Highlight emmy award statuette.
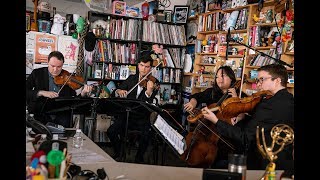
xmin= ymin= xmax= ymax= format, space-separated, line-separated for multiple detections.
xmin=256 ymin=124 xmax=294 ymax=180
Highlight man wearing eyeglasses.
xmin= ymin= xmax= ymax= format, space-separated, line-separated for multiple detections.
xmin=202 ymin=64 xmax=294 ymax=171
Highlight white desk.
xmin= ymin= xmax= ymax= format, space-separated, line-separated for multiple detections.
xmin=80 ymin=162 xmax=284 ymax=180
xmin=27 ymin=132 xmax=284 ymax=180
xmin=65 ymin=130 xmax=115 ymax=164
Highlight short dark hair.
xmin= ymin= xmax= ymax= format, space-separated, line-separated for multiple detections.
xmin=258 ymin=63 xmax=288 ymax=87
xmin=48 ymin=51 xmax=65 ymax=63
xmin=138 ymin=51 xmax=154 ymax=66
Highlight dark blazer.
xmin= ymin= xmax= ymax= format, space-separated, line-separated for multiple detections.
xmin=111 ymin=74 xmax=159 ymax=124
xmin=112 ymin=74 xmax=159 ymax=103
xmin=215 ymin=89 xmax=294 ymax=170
xmin=26 ymin=67 xmax=76 ymax=114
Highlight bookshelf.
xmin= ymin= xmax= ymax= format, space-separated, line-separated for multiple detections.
xmin=185 ymin=2 xmax=249 ymax=95
xmin=184 ymin=0 xmax=294 ymax=96
xmin=242 ymin=0 xmax=294 ymax=95
xmin=85 ymin=11 xmax=142 ymax=97
xmin=140 ymin=20 xmax=187 ymax=120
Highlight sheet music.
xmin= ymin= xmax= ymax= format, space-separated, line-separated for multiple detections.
xmin=153 ymin=115 xmax=185 ymax=155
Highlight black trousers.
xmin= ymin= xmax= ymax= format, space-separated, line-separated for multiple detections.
xmin=34 ymin=111 xmax=72 ymax=128
xmin=107 ymin=114 xmax=151 ymax=160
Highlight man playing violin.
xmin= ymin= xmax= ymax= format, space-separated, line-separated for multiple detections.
xmin=107 ymin=51 xmax=160 ymax=163
xmin=202 ymin=64 xmax=294 ymax=171
xmin=26 ymin=51 xmax=92 ymax=128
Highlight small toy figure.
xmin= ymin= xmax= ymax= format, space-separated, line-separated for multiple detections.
xmin=199 ymin=65 xmax=205 ymax=74
xmin=51 ymin=14 xmax=66 ymax=35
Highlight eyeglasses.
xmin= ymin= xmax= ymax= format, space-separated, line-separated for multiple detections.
xmin=255 ymin=77 xmax=273 ymax=84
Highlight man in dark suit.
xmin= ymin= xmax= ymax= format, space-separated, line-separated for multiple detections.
xmin=26 ymin=51 xmax=92 ymax=128
xmin=107 ymin=51 xmax=160 ymax=163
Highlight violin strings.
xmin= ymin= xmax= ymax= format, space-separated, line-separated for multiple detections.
xmin=197 ymin=120 xmax=235 ymax=151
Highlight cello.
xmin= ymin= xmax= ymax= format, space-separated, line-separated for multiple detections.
xmin=180 ymin=80 xmax=242 ymax=168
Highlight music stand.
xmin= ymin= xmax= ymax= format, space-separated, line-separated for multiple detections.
xmin=96 ymin=97 xmax=154 ymax=161
xmin=141 ymin=102 xmax=187 ymax=165
xmin=45 ymin=97 xmax=93 ymax=127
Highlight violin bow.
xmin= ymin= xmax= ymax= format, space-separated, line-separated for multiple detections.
xmin=57 ymin=69 xmax=77 ymax=95
xmin=197 ymin=120 xmax=235 ymax=151
xmin=125 ymin=60 xmax=163 ymax=96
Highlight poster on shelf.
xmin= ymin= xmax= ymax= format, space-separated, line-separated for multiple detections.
xmin=34 ymin=32 xmax=57 ymax=64
xmin=58 ymin=35 xmax=79 ymax=73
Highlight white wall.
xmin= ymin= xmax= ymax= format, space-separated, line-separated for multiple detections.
xmin=26 ymin=0 xmax=91 ymax=18
xmin=26 ymin=0 xmax=145 ymax=18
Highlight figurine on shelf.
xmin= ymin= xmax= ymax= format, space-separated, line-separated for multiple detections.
xmin=199 ymin=65 xmax=205 ymax=74
xmin=266 ymin=9 xmax=273 ymax=23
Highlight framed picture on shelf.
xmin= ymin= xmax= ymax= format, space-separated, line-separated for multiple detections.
xmin=112 ymin=0 xmax=126 ymax=16
xmin=163 ymin=10 xmax=172 ymax=22
xmin=173 ymin=5 xmax=189 ymax=24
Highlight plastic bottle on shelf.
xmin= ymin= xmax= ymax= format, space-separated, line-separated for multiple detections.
xmin=35 ymin=134 xmax=47 ymax=150
xmin=141 ymin=0 xmax=149 ymax=20
xmin=73 ymin=129 xmax=83 ymax=149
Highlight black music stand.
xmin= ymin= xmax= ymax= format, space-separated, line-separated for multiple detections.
xmin=96 ymin=97 xmax=154 ymax=162
xmin=45 ymin=97 xmax=93 ymax=127
xmin=142 ymin=102 xmax=188 ymax=165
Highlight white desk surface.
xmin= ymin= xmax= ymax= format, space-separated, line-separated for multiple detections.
xmin=27 ymin=132 xmax=284 ymax=180
xmin=80 ymin=162 xmax=284 ymax=180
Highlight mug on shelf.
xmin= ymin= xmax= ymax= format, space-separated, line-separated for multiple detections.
xmin=202 ymin=45 xmax=210 ymax=53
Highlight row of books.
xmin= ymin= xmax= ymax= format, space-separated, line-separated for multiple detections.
xmin=87 ymin=63 xmax=136 ymax=80
xmin=93 ymin=17 xmax=141 ymax=41
xmin=142 ymin=21 xmax=186 ymax=46
xmin=94 ymin=40 xmax=137 ymax=64
xmin=249 ymin=49 xmax=279 ymax=67
xmin=151 ymin=68 xmax=182 ymax=84
xmin=198 ymin=8 xmax=248 ymax=32
xmin=161 ymin=48 xmax=186 ymax=69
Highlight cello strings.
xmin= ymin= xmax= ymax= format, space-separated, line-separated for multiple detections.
xmin=197 ymin=119 xmax=235 ymax=151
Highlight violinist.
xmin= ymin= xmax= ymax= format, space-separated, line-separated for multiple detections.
xmin=26 ymin=51 xmax=92 ymax=128
xmin=202 ymin=64 xmax=294 ymax=171
xmin=183 ymin=65 xmax=247 ymax=168
xmin=107 ymin=50 xmax=160 ymax=163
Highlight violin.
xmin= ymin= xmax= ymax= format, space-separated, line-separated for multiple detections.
xmin=139 ymin=74 xmax=157 ymax=88
xmin=54 ymin=70 xmax=85 ymax=90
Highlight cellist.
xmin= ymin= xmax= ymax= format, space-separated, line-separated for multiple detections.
xmin=202 ymin=64 xmax=294 ymax=171
xmin=183 ymin=65 xmax=247 ymax=168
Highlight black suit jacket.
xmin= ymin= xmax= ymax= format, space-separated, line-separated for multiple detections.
xmin=112 ymin=74 xmax=159 ymax=102
xmin=26 ymin=67 xmax=77 ymax=114
xmin=111 ymin=74 xmax=160 ymax=125
xmin=215 ymin=89 xmax=294 ymax=170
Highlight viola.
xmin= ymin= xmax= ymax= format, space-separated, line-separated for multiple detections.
xmin=54 ymin=70 xmax=85 ymax=90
